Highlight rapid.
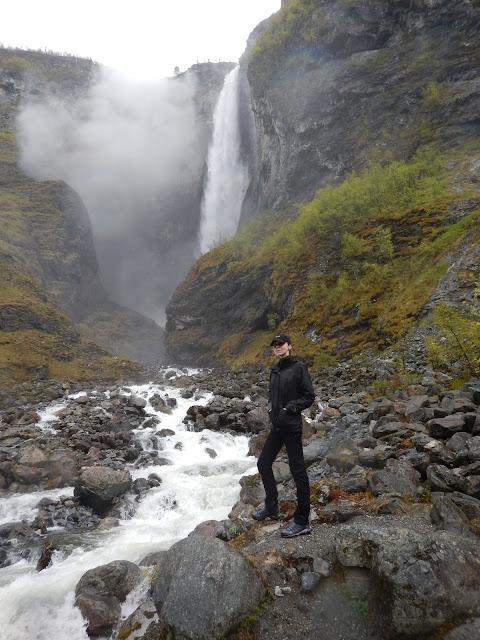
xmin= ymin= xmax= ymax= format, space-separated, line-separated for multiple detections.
xmin=0 ymin=373 xmax=257 ymax=640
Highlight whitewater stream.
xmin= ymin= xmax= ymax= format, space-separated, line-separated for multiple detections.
xmin=0 ymin=373 xmax=257 ymax=640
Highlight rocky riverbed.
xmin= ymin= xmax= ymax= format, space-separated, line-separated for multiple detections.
xmin=1 ymin=361 xmax=480 ymax=640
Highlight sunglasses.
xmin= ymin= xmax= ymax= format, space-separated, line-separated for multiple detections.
xmin=272 ymin=342 xmax=286 ymax=347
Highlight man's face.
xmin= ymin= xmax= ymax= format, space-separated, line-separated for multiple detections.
xmin=272 ymin=341 xmax=289 ymax=358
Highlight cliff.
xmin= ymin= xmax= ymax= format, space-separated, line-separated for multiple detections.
xmin=166 ymin=0 xmax=480 ymax=369
xmin=245 ymin=0 xmax=480 ymax=212
xmin=0 ymin=48 xmax=164 ymax=383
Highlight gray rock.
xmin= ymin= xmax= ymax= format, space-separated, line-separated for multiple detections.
xmin=426 ymin=464 xmax=463 ymax=493
xmin=430 ymin=493 xmax=471 ymax=535
xmin=301 ymin=571 xmax=321 ymax=593
xmin=450 ymin=491 xmax=480 ymax=520
xmin=427 ymin=415 xmax=468 ymax=439
xmin=303 ymin=436 xmax=329 ymax=464
xmin=404 ymin=395 xmax=429 ymax=420
xmin=368 ymin=459 xmax=420 ymax=496
xmin=239 ymin=473 xmax=265 ymax=507
xmin=74 ymin=466 xmax=132 ymax=516
xmin=358 ymin=445 xmax=394 ymax=469
xmin=467 ymin=436 xmax=480 ymax=462
xmin=75 ymin=560 xmax=144 ymax=637
xmin=127 ymin=394 xmax=147 ymax=409
xmin=335 ymin=523 xmax=480 ymax=638
xmin=444 ymin=618 xmax=480 ymax=640
xmin=245 ymin=408 xmax=268 ymax=433
xmin=312 ymin=556 xmax=331 ymax=578
xmin=152 ymin=535 xmax=264 ymax=640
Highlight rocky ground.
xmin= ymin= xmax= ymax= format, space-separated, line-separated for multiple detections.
xmin=1 ymin=357 xmax=480 ymax=639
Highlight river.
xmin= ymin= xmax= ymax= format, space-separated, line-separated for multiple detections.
xmin=0 ymin=373 xmax=257 ymax=639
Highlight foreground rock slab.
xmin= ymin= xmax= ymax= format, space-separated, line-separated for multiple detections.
xmin=153 ymin=534 xmax=264 ymax=639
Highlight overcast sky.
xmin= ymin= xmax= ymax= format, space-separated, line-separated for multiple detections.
xmin=2 ymin=0 xmax=281 ymax=81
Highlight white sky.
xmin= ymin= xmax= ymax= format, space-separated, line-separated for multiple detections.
xmin=2 ymin=0 xmax=281 ymax=81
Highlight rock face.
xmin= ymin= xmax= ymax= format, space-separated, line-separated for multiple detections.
xmin=0 ymin=51 xmax=237 ymax=379
xmin=152 ymin=534 xmax=264 ymax=639
xmin=0 ymin=49 xmax=167 ymax=374
xmin=244 ymin=0 xmax=480 ymax=212
xmin=337 ymin=523 xmax=480 ymax=639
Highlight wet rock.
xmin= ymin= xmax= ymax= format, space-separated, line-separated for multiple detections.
xmin=43 ymin=450 xmax=79 ymax=488
xmin=239 ymin=473 xmax=265 ymax=507
xmin=36 ymin=539 xmax=58 ymax=571
xmin=127 ymin=394 xmax=147 ymax=409
xmin=191 ymin=520 xmax=218 ymax=537
xmin=152 ymin=535 xmax=263 ymax=640
xmin=117 ymin=598 xmax=158 ymax=640
xmin=75 ymin=560 xmax=144 ymax=637
xmin=74 ymin=466 xmax=132 ymax=516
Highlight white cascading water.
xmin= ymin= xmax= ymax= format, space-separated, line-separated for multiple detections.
xmin=198 ymin=65 xmax=250 ymax=255
xmin=0 ymin=375 xmax=257 ymax=640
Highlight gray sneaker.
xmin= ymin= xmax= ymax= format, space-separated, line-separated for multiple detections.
xmin=252 ymin=507 xmax=279 ymax=521
xmin=280 ymin=521 xmax=311 ymax=538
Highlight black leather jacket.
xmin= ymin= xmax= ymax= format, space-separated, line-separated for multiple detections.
xmin=268 ymin=356 xmax=315 ymax=432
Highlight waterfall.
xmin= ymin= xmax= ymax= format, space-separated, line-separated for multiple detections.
xmin=198 ymin=66 xmax=249 ymax=255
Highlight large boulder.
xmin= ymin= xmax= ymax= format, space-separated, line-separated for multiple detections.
xmin=335 ymin=523 xmax=480 ymax=639
xmin=75 ymin=560 xmax=144 ymax=637
xmin=152 ymin=534 xmax=264 ymax=639
xmin=74 ymin=466 xmax=132 ymax=516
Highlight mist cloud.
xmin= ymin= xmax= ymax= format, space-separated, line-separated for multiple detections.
xmin=17 ymin=69 xmax=204 ymax=323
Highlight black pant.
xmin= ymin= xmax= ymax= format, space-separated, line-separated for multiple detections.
xmin=257 ymin=429 xmax=310 ymax=526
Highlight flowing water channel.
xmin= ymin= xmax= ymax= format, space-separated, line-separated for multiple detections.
xmin=0 ymin=374 xmax=257 ymax=640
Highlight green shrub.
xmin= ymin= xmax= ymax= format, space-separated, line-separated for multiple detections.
xmin=2 ymin=55 xmax=31 ymax=74
xmin=425 ymin=288 xmax=480 ymax=377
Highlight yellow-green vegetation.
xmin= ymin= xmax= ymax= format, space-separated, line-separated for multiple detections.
xmin=248 ymin=0 xmax=326 ymax=85
xmin=1 ymin=48 xmax=97 ymax=87
xmin=1 ymin=55 xmax=32 ymax=75
xmin=191 ymin=146 xmax=480 ymax=367
xmin=0 ymin=128 xmax=18 ymax=163
xmin=425 ymin=285 xmax=480 ymax=378
xmin=0 ymin=150 xmax=141 ymax=385
xmin=0 ymin=258 xmax=139 ymax=386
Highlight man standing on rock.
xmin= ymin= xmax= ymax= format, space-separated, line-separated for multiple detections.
xmin=253 ymin=334 xmax=315 ymax=537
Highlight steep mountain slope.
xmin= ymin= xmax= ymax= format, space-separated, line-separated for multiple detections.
xmin=165 ymin=0 xmax=480 ymax=367
xmin=244 ymin=0 xmax=480 ymax=213
xmin=166 ymin=149 xmax=480 ymax=367
xmin=0 ymin=49 xmax=164 ymax=383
